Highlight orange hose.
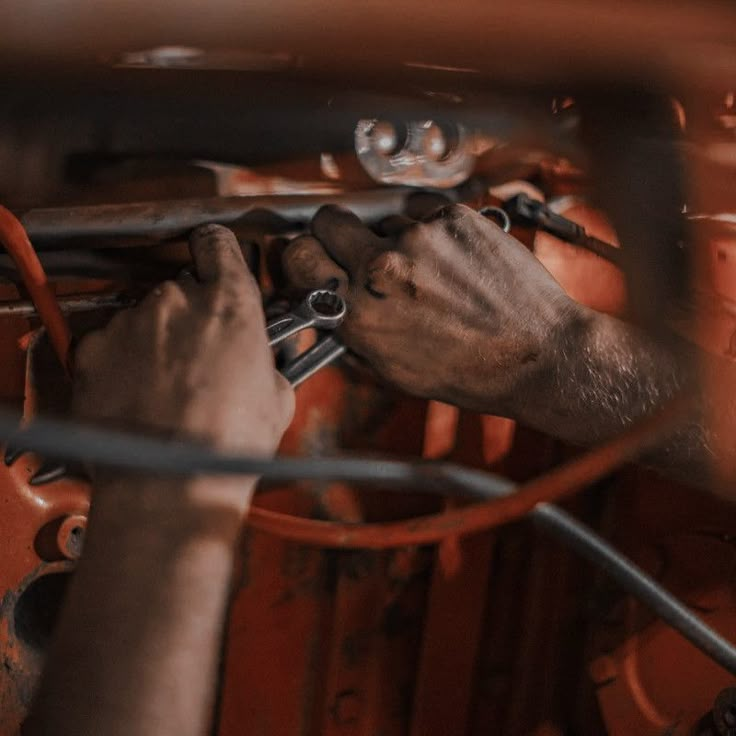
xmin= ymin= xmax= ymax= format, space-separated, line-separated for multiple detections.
xmin=248 ymin=397 xmax=687 ymax=548
xmin=0 ymin=206 xmax=72 ymax=375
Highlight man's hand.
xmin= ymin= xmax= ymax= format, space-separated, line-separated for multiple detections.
xmin=74 ymin=223 xmax=294 ymax=454
xmin=27 ymin=225 xmax=295 ymax=736
xmin=284 ymin=203 xmax=736 ymax=494
xmin=283 ymin=204 xmax=583 ymax=415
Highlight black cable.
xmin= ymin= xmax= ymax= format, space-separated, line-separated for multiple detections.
xmin=2 ymin=408 xmax=735 ymax=675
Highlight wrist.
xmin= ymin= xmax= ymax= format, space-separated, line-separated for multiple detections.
xmin=90 ymin=473 xmax=258 ymax=546
xmin=511 ymin=301 xmax=598 ymax=427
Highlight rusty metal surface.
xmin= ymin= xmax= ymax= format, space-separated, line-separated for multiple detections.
xmin=0 ymin=332 xmax=88 ymax=732
xmin=218 ymin=369 xmax=437 ymax=736
xmin=0 ymin=293 xmax=130 ymax=319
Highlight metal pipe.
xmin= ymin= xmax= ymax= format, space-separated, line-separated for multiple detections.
xmin=0 ymin=293 xmax=131 ymax=318
xmin=20 ymin=190 xmax=413 ymax=245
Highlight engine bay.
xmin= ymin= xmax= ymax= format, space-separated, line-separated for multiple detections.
xmin=2 ymin=8 xmax=736 ymax=733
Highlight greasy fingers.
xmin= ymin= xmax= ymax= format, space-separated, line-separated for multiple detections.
xmin=282 ymin=235 xmax=348 ymax=293
xmin=374 ymin=214 xmax=416 ymax=237
xmin=282 ymin=201 xmax=579 ymax=416
xmin=311 ymin=205 xmax=383 ymax=273
xmin=189 ymin=224 xmax=250 ymax=286
xmin=73 ymin=224 xmax=293 ymax=455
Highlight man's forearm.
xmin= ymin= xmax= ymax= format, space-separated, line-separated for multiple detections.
xmin=515 ymin=308 xmax=730 ymax=491
xmin=25 ymin=475 xmax=254 ymax=736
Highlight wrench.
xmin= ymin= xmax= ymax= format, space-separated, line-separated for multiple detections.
xmin=267 ymin=289 xmax=348 ymax=387
xmin=267 ymin=289 xmax=346 ymax=347
xmin=5 ymin=289 xmax=349 ymax=480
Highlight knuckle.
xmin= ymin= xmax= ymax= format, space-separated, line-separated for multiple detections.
xmin=366 ymin=249 xmax=395 ymax=273
xmin=424 ymin=203 xmax=457 ymax=222
xmin=444 ymin=203 xmax=473 ymax=220
xmin=372 ymin=249 xmax=409 ymax=272
xmin=425 ymin=203 xmax=473 ymax=229
xmin=432 ymin=203 xmax=480 ymax=242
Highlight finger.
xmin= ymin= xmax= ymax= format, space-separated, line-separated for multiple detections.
xmin=189 ymin=223 xmax=250 ymax=286
xmin=404 ymin=190 xmax=453 ymax=220
xmin=311 ymin=205 xmax=382 ymax=274
xmin=421 ymin=202 xmax=497 ymax=243
xmin=375 ymin=214 xmax=416 ymax=237
xmin=282 ymin=235 xmax=348 ymax=293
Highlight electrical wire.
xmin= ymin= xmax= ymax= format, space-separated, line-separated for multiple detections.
xmin=1 ymin=407 xmax=736 ymax=675
xmin=0 ymin=207 xmax=72 ymax=375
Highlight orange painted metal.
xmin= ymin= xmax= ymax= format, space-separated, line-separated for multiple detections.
xmin=587 ymin=474 xmax=736 ymax=734
xmin=0 ymin=121 xmax=735 ymax=736
xmin=218 ymin=370 xmax=437 ymax=736
xmin=410 ymin=414 xmax=513 ymax=736
xmin=0 ymin=329 xmax=88 ymax=732
xmin=0 ymin=311 xmax=731 ymax=735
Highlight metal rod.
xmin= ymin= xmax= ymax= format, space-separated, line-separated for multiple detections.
xmin=20 ymin=190 xmax=412 ymax=244
xmin=0 ymin=293 xmax=131 ymax=318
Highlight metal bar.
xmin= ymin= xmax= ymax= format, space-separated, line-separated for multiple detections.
xmin=0 ymin=293 xmax=131 ymax=318
xmin=280 ymin=336 xmax=346 ymax=387
xmin=19 ymin=190 xmax=412 ymax=244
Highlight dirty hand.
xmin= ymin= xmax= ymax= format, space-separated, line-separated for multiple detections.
xmin=74 ymin=224 xmax=294 ymax=454
xmin=283 ymin=204 xmax=584 ymax=415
